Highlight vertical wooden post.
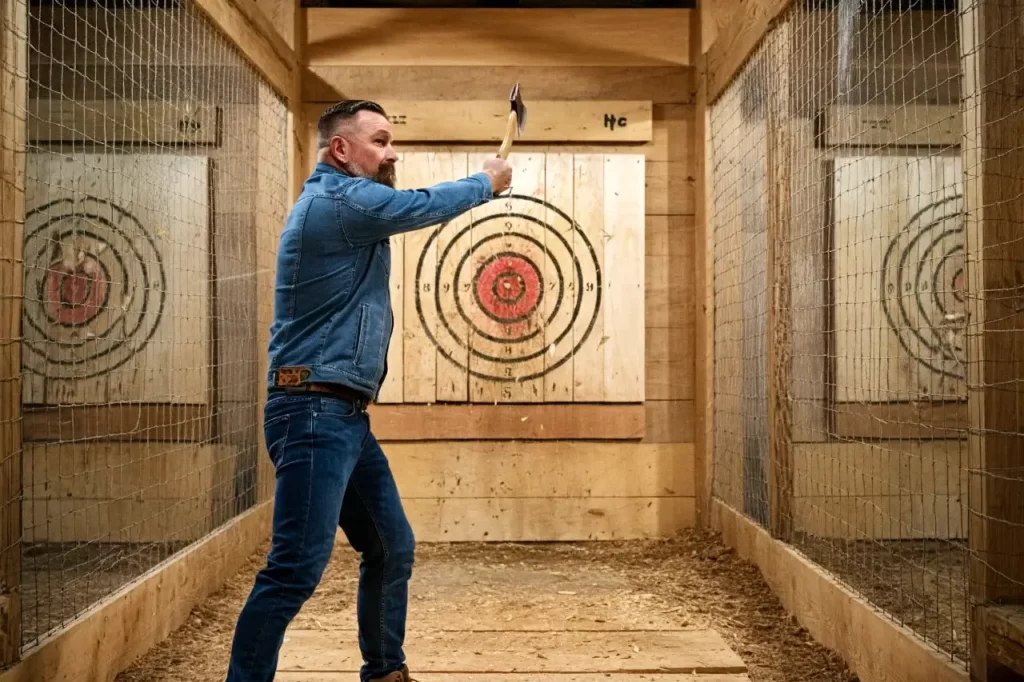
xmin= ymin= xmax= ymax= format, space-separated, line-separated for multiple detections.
xmin=692 ymin=0 xmax=715 ymax=526
xmin=960 ymin=1 xmax=1024 ymax=679
xmin=256 ymin=0 xmax=307 ymax=503
xmin=765 ymin=19 xmax=794 ymax=541
xmin=0 ymin=0 xmax=26 ymax=665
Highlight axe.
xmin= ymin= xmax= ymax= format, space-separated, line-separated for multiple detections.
xmin=497 ymin=82 xmax=527 ymax=159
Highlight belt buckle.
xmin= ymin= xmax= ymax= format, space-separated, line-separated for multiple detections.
xmin=273 ymin=366 xmax=311 ymax=388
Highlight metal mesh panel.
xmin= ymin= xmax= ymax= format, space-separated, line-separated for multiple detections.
xmin=704 ymin=0 xmax=1021 ymax=672
xmin=0 ymin=0 xmax=289 ymax=657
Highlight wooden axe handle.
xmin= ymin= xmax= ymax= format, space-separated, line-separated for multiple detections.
xmin=497 ymin=110 xmax=518 ymax=159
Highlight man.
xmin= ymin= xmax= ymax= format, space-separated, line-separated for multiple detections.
xmin=225 ymin=99 xmax=513 ymax=682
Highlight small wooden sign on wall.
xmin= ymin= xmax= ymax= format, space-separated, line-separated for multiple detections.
xmin=304 ymin=100 xmax=653 ymax=143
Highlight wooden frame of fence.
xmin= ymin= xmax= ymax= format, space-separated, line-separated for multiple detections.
xmin=693 ymin=0 xmax=1024 ymax=680
xmin=0 ymin=0 xmax=306 ymax=676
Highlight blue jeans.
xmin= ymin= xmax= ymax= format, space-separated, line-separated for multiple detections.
xmin=225 ymin=392 xmax=415 ymax=682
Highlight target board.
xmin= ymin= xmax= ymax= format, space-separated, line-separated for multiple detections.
xmin=22 ymin=153 xmax=211 ymax=406
xmin=832 ymin=155 xmax=966 ymax=403
xmin=380 ymin=151 xmax=645 ymax=404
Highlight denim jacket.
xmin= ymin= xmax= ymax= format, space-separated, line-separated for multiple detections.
xmin=266 ymin=162 xmax=494 ymax=400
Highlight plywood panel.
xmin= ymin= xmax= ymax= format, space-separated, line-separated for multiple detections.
xmin=28 ymin=100 xmax=220 ymax=145
xmin=21 ymin=153 xmax=211 ymax=406
xmin=832 ymin=155 xmax=966 ymax=403
xmin=406 ymin=497 xmax=693 ymax=542
xmin=22 ymin=442 xmax=236 ymax=543
xmin=792 ymin=440 xmax=967 ymax=540
xmin=384 ymin=441 xmax=694 ymax=499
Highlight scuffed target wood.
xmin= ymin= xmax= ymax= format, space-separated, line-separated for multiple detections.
xmin=21 ymin=153 xmax=211 ymax=406
xmin=388 ymin=151 xmax=645 ymax=404
xmin=832 ymin=155 xmax=966 ymax=404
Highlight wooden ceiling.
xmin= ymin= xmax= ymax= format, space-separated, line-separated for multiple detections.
xmin=300 ymin=1 xmax=695 ymax=7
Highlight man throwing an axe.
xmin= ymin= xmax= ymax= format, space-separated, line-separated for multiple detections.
xmin=224 ymin=99 xmax=513 ymax=682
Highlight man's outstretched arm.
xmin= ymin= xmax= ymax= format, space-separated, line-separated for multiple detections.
xmin=333 ymin=160 xmax=512 ymax=246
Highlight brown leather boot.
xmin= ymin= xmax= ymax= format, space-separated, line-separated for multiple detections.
xmin=369 ymin=665 xmax=412 ymax=682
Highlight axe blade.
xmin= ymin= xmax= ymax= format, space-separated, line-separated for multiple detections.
xmin=509 ymin=82 xmax=526 ymax=133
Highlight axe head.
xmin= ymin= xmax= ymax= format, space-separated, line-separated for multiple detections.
xmin=509 ymin=82 xmax=527 ymax=134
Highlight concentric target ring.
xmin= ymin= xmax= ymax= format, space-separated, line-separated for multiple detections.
xmin=414 ymin=194 xmax=602 ymax=381
xmin=880 ymin=194 xmax=965 ymax=380
xmin=22 ymin=197 xmax=166 ymax=380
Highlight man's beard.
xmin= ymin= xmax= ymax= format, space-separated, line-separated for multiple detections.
xmin=343 ymin=159 xmax=396 ymax=188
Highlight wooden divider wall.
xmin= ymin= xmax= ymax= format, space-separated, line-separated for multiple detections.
xmin=298 ymin=7 xmax=698 ymax=541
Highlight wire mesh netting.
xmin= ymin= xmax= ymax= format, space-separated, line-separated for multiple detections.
xmin=0 ymin=0 xmax=289 ymax=658
xmin=707 ymin=0 xmax=1024 ymax=673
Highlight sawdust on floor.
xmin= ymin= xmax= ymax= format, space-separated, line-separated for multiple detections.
xmin=115 ymin=528 xmax=859 ymax=682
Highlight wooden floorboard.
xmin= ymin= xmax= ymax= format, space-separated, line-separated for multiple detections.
xmin=276 ymin=671 xmax=749 ymax=675
xmin=277 ymin=629 xmax=747 ymax=675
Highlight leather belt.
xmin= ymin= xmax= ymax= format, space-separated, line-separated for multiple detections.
xmin=271 ymin=382 xmax=370 ymax=411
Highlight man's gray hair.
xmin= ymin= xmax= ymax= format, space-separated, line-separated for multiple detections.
xmin=317 ymin=100 xmax=389 ymax=149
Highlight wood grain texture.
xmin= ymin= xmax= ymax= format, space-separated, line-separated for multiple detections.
xmin=382 ymin=441 xmax=694 ymax=498
xmin=303 ymin=65 xmax=695 ymax=104
xmin=0 ymin=0 xmax=27 ymax=663
xmin=369 ymin=404 xmax=644 ymax=441
xmin=28 ymin=100 xmax=221 ymax=145
xmin=961 ymin=0 xmax=1024 ymax=620
xmin=192 ymin=0 xmax=299 ymax=101
xmin=706 ymin=0 xmax=792 ymax=102
xmin=792 ymin=440 xmax=967 ymax=539
xmin=279 ymin=629 xmax=744 ymax=674
xmin=22 ymin=404 xmax=211 ymax=442
xmin=305 ymin=8 xmax=691 ymax=66
xmin=0 ymin=502 xmax=273 ymax=682
xmin=712 ymin=499 xmax=970 ymax=682
xmin=309 ymin=100 xmax=652 ymax=142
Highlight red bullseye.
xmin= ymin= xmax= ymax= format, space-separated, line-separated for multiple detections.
xmin=45 ymin=257 xmax=107 ymax=326
xmin=475 ymin=253 xmax=542 ymax=323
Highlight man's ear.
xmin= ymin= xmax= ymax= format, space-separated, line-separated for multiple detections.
xmin=329 ymin=135 xmax=348 ymax=163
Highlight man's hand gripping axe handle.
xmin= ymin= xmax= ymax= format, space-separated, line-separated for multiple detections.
xmin=497 ymin=82 xmax=526 ymax=159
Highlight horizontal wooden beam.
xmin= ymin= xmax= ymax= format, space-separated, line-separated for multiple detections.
xmin=830 ymin=401 xmax=967 ymax=440
xmin=192 ymin=0 xmax=300 ymax=103
xmin=384 ymin=441 xmax=695 ymax=498
xmin=303 ymin=65 xmax=695 ymax=105
xmin=29 ymin=100 xmax=221 ymax=145
xmin=706 ymin=0 xmax=792 ymax=103
xmin=822 ymin=104 xmax=961 ymax=148
xmin=23 ymin=404 xmax=211 ymax=442
xmin=983 ymin=605 xmax=1024 ymax=677
xmin=305 ymin=100 xmax=652 ymax=143
xmin=368 ymin=403 xmax=644 ymax=440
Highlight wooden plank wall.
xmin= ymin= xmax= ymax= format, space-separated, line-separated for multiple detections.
xmin=299 ymin=7 xmax=698 ymax=541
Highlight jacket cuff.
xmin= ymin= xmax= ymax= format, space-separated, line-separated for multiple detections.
xmin=469 ymin=171 xmax=494 ymax=199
